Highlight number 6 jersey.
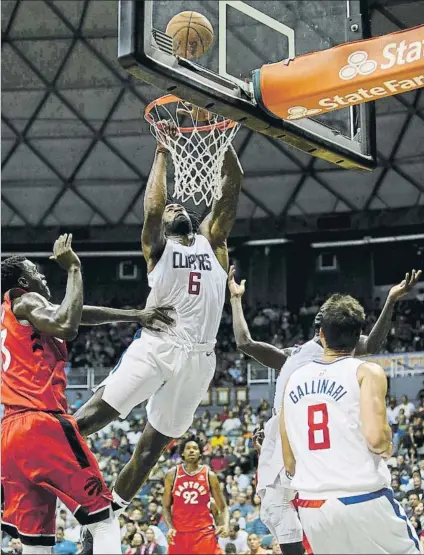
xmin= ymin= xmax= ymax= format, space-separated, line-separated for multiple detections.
xmin=145 ymin=235 xmax=226 ymax=344
xmin=172 ymin=464 xmax=214 ymax=532
xmin=284 ymin=356 xmax=391 ymax=499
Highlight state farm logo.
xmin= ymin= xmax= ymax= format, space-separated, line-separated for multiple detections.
xmin=339 ymin=51 xmax=378 ymax=80
xmin=286 ymin=106 xmax=323 ymax=120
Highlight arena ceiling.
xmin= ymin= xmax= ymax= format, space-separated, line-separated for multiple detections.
xmin=1 ymin=0 xmax=424 ymax=242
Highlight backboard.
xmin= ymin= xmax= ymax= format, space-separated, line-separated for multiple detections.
xmin=118 ymin=0 xmax=376 ymax=170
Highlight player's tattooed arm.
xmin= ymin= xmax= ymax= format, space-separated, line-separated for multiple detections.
xmin=13 ymin=234 xmax=83 ymax=340
xmin=200 ymin=144 xmax=243 ymax=271
xmin=142 ymin=126 xmax=172 ymax=270
xmin=228 ymin=266 xmax=288 ymax=370
xmin=209 ymin=471 xmax=230 ymax=537
xmin=280 ymin=395 xmax=296 ymax=477
xmin=358 ymin=362 xmax=392 ymax=458
xmin=162 ymin=468 xmax=177 ymax=545
xmin=355 ymin=269 xmax=421 ymax=356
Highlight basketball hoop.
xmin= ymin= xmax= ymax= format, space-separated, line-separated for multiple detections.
xmin=145 ymin=95 xmax=240 ymax=207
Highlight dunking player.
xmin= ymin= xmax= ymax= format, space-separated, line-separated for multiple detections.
xmin=1 ymin=235 xmax=121 ymax=555
xmin=228 ymin=266 xmax=421 ymax=555
xmin=281 ymin=291 xmax=423 ymax=554
xmin=75 ymin=120 xmax=243 ymax=523
xmin=162 ymin=438 xmax=229 ymax=554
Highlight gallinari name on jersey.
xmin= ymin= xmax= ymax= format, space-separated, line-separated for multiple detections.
xmin=288 ymin=378 xmax=347 ymax=404
xmin=173 ymin=252 xmax=212 ymax=271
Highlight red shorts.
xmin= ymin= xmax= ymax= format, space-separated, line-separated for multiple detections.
xmin=1 ymin=410 xmax=112 ymax=546
xmin=168 ymin=528 xmax=221 ymax=555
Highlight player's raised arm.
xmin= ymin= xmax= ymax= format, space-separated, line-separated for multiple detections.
xmin=13 ymin=234 xmax=83 ymax=340
xmin=209 ymin=471 xmax=229 ymax=537
xmin=162 ymin=468 xmax=177 ymax=545
xmin=355 ymin=269 xmax=422 ymax=356
xmin=141 ymin=125 xmax=172 ymax=269
xmin=228 ymin=266 xmax=289 ymax=370
xmin=200 ymin=144 xmax=243 ymax=270
xmin=358 ymin=361 xmax=393 ymax=457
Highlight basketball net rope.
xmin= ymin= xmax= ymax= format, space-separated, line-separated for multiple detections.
xmin=147 ymin=100 xmax=240 ymax=207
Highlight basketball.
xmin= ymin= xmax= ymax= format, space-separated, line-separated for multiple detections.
xmin=166 ymin=11 xmax=214 ymax=60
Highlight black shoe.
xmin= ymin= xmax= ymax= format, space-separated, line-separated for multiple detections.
xmin=79 ymin=526 xmax=94 ymax=555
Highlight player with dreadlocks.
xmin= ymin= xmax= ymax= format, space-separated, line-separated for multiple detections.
xmin=1 ymin=236 xmax=173 ymax=555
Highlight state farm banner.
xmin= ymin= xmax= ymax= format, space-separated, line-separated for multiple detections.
xmin=254 ymin=25 xmax=424 ymax=121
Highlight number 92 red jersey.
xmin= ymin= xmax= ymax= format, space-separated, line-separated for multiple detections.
xmin=172 ymin=464 xmax=215 ymax=532
xmin=1 ymin=289 xmax=68 ymax=416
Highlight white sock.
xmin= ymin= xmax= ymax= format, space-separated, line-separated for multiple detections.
xmin=87 ymin=512 xmax=121 ymax=555
xmin=22 ymin=546 xmax=52 ymax=554
xmin=112 ymin=488 xmax=130 ymax=516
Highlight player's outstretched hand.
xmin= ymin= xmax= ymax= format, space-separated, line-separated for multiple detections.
xmin=388 ymin=269 xmax=422 ymax=301
xmin=49 ymin=234 xmax=81 ymax=271
xmin=228 ymin=265 xmax=246 ymax=299
xmin=137 ymin=306 xmax=175 ymax=331
xmin=167 ymin=528 xmax=177 ymax=545
xmin=252 ymin=426 xmax=265 ymax=453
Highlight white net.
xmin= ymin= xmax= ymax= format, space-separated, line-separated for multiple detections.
xmin=145 ymin=96 xmax=240 ymax=207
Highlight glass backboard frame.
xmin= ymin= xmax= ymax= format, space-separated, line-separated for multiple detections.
xmin=118 ymin=0 xmax=377 ymax=171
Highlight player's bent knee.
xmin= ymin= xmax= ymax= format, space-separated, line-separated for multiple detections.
xmin=74 ymin=504 xmax=112 ymax=525
xmin=75 ymin=389 xmax=119 ymax=437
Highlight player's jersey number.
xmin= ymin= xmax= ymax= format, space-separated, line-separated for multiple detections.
xmin=182 ymin=491 xmax=199 ymax=504
xmin=308 ymin=403 xmax=331 ymax=450
xmin=1 ymin=328 xmax=11 ymax=372
xmin=188 ymin=271 xmax=201 ymax=295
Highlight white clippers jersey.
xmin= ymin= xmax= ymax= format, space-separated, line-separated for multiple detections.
xmin=257 ymin=339 xmax=324 ymax=492
xmin=284 ymin=356 xmax=391 ymax=499
xmin=273 ymin=339 xmax=324 ymax=412
xmin=145 ymin=235 xmax=226 ymax=344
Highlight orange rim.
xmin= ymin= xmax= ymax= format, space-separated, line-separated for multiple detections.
xmin=144 ymin=94 xmax=237 ymax=133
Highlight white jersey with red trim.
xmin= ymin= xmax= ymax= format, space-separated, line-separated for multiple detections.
xmin=145 ymin=235 xmax=226 ymax=345
xmin=284 ymin=356 xmax=391 ymax=499
xmin=257 ymin=339 xmax=323 ymax=493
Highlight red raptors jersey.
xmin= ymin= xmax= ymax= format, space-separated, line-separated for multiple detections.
xmin=1 ymin=289 xmax=68 ymax=415
xmin=172 ymin=465 xmax=214 ymax=532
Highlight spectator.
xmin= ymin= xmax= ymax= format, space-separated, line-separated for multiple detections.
xmin=397 ymin=395 xmax=416 ymax=419
xmin=71 ymin=392 xmax=84 ymax=412
xmin=5 ymin=539 xmax=22 ymax=555
xmin=147 ymin=502 xmax=161 ymax=526
xmin=53 ymin=527 xmax=77 ymax=555
xmin=141 ymin=528 xmax=161 ymax=555
xmin=210 ymin=447 xmax=229 ymax=473
xmin=246 ymin=533 xmax=267 ymax=555
xmin=387 ymin=397 xmax=399 ymax=425
xmin=218 ymin=524 xmax=249 ymax=554
xmin=223 ymin=411 xmax=242 ymax=434
xmin=125 ymin=532 xmax=144 ymax=555
xmin=234 ymin=467 xmax=251 ymax=492
xmin=211 ymin=427 xmax=226 ymax=448
xmin=138 ymin=520 xmax=168 ymax=553
xmin=271 ymin=539 xmax=282 ymax=554
xmin=224 ymin=543 xmax=237 ymax=554
xmin=232 ymin=508 xmax=247 ymax=530
xmin=230 ymin=492 xmax=254 ymax=518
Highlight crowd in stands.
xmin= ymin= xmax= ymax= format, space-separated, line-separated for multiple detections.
xmin=3 ymin=390 xmax=424 ymax=554
xmin=2 ymin=297 xmax=424 ymax=554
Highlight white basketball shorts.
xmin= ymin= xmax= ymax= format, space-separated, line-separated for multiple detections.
xmin=259 ymin=475 xmax=303 ymax=545
xmin=297 ymin=487 xmax=422 ymax=554
xmin=97 ymin=330 xmax=216 ymax=438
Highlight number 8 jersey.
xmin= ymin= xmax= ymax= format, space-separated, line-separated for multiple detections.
xmin=172 ymin=464 xmax=214 ymax=532
xmin=145 ymin=235 xmax=226 ymax=344
xmin=284 ymin=356 xmax=391 ymax=499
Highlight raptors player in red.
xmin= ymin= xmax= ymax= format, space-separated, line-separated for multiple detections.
xmin=1 ymin=235 xmax=122 ymax=555
xmin=162 ymin=438 xmax=229 ymax=554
